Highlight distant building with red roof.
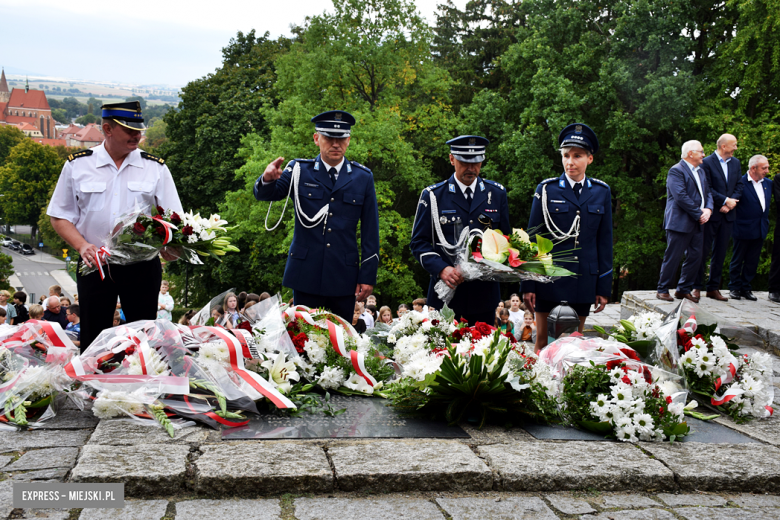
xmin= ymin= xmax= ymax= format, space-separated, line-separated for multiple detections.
xmin=14 ymin=122 xmax=42 ymax=137
xmin=57 ymin=123 xmax=82 ymax=141
xmin=67 ymin=123 xmax=104 ymax=148
xmin=0 ymin=73 xmax=56 ymax=139
xmin=32 ymin=138 xmax=68 ymax=147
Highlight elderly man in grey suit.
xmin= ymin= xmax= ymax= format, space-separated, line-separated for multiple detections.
xmin=657 ymin=140 xmax=714 ymax=302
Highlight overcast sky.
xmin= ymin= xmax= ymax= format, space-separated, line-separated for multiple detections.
xmin=1 ymin=0 xmax=465 ymax=87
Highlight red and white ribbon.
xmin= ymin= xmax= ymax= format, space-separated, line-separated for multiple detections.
xmin=714 ymin=358 xmax=738 ymax=391
xmin=153 ymin=216 xmax=178 ymax=245
xmin=682 ymin=314 xmax=697 ymax=335
xmin=202 ymin=327 xmax=295 ymax=409
xmin=289 ymin=305 xmax=377 ymax=387
xmin=93 ymin=247 xmax=111 ymax=280
xmin=64 ymin=355 xmax=190 ymax=394
xmin=711 ymin=385 xmax=743 ymax=407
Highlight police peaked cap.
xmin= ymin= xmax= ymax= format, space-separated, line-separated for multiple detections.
xmin=101 ymin=101 xmax=145 ymax=131
xmin=558 ymin=123 xmax=599 ymax=154
xmin=447 ymin=135 xmax=490 ymax=164
xmin=311 ymin=110 xmax=356 ymax=138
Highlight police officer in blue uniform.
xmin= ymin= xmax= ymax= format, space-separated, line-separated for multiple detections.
xmin=521 ymin=123 xmax=613 ymax=350
xmin=410 ymin=136 xmax=511 ymax=325
xmin=254 ymin=111 xmax=380 ymax=323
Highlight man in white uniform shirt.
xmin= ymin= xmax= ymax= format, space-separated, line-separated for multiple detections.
xmin=47 ymin=101 xmax=183 ymax=350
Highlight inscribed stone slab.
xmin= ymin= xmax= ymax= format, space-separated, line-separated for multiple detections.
xmin=80 ymin=500 xmax=169 ymax=520
xmin=714 ymin=414 xmax=780 ymax=447
xmin=195 ymin=443 xmax=333 ymax=495
xmin=176 ymin=499 xmax=282 ymax=520
xmin=328 ymin=439 xmax=492 ymax=492
xmin=5 ymin=447 xmax=78 ymax=471
xmin=655 ymin=494 xmax=727 ymax=507
xmin=479 ymin=442 xmax=674 ymax=491
xmin=641 ymin=442 xmax=780 ymax=492
xmin=0 ymin=430 xmax=89 ymax=452
xmin=295 ymin=497 xmax=444 ymax=520
xmin=88 ymin=419 xmax=209 ymax=445
xmin=69 ymin=444 xmax=189 ymax=496
xmin=544 ymin=494 xmax=596 ymax=515
xmin=223 ymin=396 xmax=468 ymax=439
xmin=674 ymin=508 xmax=780 ymax=520
xmin=436 ymin=497 xmax=557 ymax=520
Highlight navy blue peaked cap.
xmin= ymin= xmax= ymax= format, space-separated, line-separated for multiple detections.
xmin=101 ymin=101 xmax=145 ymax=131
xmin=558 ymin=123 xmax=599 ymax=154
xmin=447 ymin=135 xmax=489 ymax=163
xmin=311 ymin=110 xmax=356 ymax=138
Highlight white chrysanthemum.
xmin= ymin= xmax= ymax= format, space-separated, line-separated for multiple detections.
xmin=387 ymin=334 xmax=397 ymax=344
xmin=198 ymin=341 xmax=231 ymax=366
xmin=689 ymin=337 xmax=708 ymax=350
xmin=633 ymin=413 xmax=654 ymax=435
xmin=354 ymin=334 xmax=371 ymax=354
xmin=680 ymin=350 xmax=697 ymax=367
xmin=611 ymin=383 xmax=632 ymax=404
xmin=343 ymin=372 xmax=375 ymax=394
xmin=127 ymin=348 xmax=168 ymax=376
xmin=696 ymin=349 xmax=716 ymax=367
xmin=317 ymin=366 xmax=345 ymax=390
xmin=740 ymin=375 xmax=763 ymax=397
xmin=608 ymin=367 xmax=624 ymax=381
xmin=93 ymin=390 xmax=146 ymax=419
xmin=303 ymin=340 xmax=326 ymax=364
xmin=187 ymin=234 xmax=199 ymax=244
xmin=616 ymin=424 xmax=639 ymax=442
xmin=403 ymin=350 xmax=444 ymax=381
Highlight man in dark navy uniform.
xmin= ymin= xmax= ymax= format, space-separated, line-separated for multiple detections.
xmin=254 ymin=111 xmax=380 ymax=322
xmin=410 ymin=136 xmax=511 ymax=325
xmin=521 ymin=123 xmax=613 ymax=351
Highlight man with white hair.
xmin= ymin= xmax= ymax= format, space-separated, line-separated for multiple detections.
xmin=728 ymin=155 xmax=772 ymax=301
xmin=657 ymin=140 xmax=714 ymax=302
xmin=694 ymin=134 xmax=743 ymax=301
xmin=42 ymin=295 xmax=69 ymax=329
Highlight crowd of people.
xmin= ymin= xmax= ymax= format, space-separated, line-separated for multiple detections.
xmin=0 ymin=285 xmax=81 ymax=347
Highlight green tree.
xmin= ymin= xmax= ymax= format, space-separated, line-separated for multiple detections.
xmin=0 ymin=126 xmax=25 ymax=166
xmin=0 ymin=253 xmax=14 ymax=291
xmin=143 ymin=119 xmax=167 ymax=149
xmin=0 ymin=140 xmax=64 ymax=241
xmin=75 ymin=113 xmax=100 ymax=125
xmin=51 ymin=108 xmax=70 ymax=124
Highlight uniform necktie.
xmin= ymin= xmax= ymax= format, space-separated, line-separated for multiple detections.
xmin=465 ymin=186 xmax=473 ymax=203
xmin=328 ymin=167 xmax=337 ymax=187
xmin=574 ymin=182 xmax=582 ymax=200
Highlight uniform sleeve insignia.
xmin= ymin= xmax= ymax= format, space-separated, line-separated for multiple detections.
xmin=541 ymin=177 xmax=558 ymax=184
xmin=67 ymin=149 xmax=93 ymax=162
xmin=483 ymin=179 xmax=505 ymax=191
xmin=534 ymin=192 xmax=541 ymax=199
xmin=350 ymin=160 xmax=372 ymax=173
xmin=140 ymin=151 xmax=165 ymax=164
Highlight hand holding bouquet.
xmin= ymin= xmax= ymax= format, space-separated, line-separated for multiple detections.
xmin=80 ymin=205 xmax=239 ymax=278
xmin=435 ymin=227 xmax=575 ymax=304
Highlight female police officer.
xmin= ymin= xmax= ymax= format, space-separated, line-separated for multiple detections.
xmin=521 ymin=123 xmax=613 ymax=351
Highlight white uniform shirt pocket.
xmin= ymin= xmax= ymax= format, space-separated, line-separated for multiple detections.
xmin=127 ymin=181 xmax=156 ymax=210
xmin=79 ymin=182 xmax=107 ymax=212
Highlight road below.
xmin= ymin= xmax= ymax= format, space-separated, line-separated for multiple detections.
xmin=3 ymin=245 xmax=75 ymax=303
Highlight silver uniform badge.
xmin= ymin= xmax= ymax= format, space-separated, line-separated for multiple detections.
xmin=487 ymin=192 xmax=492 ymax=205
xmin=440 ymin=216 xmax=448 ymax=225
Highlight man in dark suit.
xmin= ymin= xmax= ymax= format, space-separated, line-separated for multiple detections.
xmin=728 ymin=155 xmax=772 ymax=301
xmin=254 ymin=111 xmax=380 ymax=322
xmin=694 ymin=134 xmax=743 ymax=301
xmin=657 ymin=141 xmax=714 ymax=302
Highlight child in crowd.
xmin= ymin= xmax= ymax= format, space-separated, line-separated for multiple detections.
xmin=49 ymin=285 xmax=62 ymax=297
xmin=211 ymin=305 xmax=225 ymax=326
xmin=0 ymin=307 xmax=6 ymax=325
xmin=352 ymin=302 xmax=367 ymax=333
xmin=158 ymin=280 xmax=174 ymax=321
xmin=0 ymin=290 xmax=17 ymax=325
xmin=378 ymin=306 xmax=393 ymax=325
xmin=60 ymin=297 xmax=71 ymax=309
xmin=366 ymin=295 xmax=377 ymax=307
xmin=397 ymin=303 xmax=409 ymax=317
xmin=223 ymin=292 xmax=241 ymax=329
xmin=29 ymin=304 xmax=44 ymax=321
xmin=13 ymin=292 xmax=29 ymax=324
xmin=495 ymin=308 xmax=513 ymax=336
xmin=178 ymin=310 xmax=196 ymax=326
xmin=508 ymin=293 xmax=524 ymax=332
xmin=517 ymin=310 xmax=537 ymax=344
xmin=65 ymin=304 xmax=80 ymax=347
xmin=365 ymin=305 xmax=378 ymax=329
xmin=412 ymin=298 xmax=427 ymax=314
xmin=113 ymin=310 xmax=122 ymax=327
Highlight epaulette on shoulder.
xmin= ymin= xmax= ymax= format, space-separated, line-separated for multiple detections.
xmin=426 ymin=179 xmax=448 ymax=192
xmin=590 ymin=177 xmax=609 ymax=187
xmin=483 ymin=178 xmax=505 ymax=191
xmin=67 ymin=149 xmax=93 ymax=162
xmin=296 ymin=158 xmax=314 ymax=163
xmin=540 ymin=177 xmax=558 ymax=184
xmin=140 ymin=151 xmax=165 ymax=164
xmin=349 ymin=160 xmax=372 ymax=173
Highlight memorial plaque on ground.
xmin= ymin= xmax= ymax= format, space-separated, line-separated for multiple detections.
xmin=521 ymin=417 xmax=761 ymax=443
xmin=222 ymin=395 xmax=468 ymax=440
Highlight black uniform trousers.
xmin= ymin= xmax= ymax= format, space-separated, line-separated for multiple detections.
xmin=293 ymin=289 xmax=355 ymax=325
xmin=728 ymin=238 xmax=764 ymax=293
xmin=695 ymin=218 xmax=733 ymax=292
xmin=76 ymin=258 xmax=162 ymax=352
xmin=769 ymin=222 xmax=780 ymax=292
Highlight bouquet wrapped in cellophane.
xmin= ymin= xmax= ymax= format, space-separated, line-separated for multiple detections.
xmin=0 ymin=320 xmax=80 ymax=429
xmin=435 ymin=227 xmax=575 ymax=304
xmin=79 ymin=204 xmax=239 ymax=278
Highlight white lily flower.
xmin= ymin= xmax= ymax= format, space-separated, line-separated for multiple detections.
xmin=261 ymin=353 xmax=299 ymax=394
xmin=684 ymin=400 xmax=698 ymax=410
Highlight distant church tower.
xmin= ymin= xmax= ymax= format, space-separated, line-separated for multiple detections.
xmin=0 ymin=68 xmax=9 ymax=103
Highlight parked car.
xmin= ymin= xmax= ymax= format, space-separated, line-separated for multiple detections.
xmin=9 ymin=240 xmax=21 ymax=251
xmin=20 ymin=244 xmax=34 ymax=255
xmin=1 ymin=238 xmax=12 ymax=247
